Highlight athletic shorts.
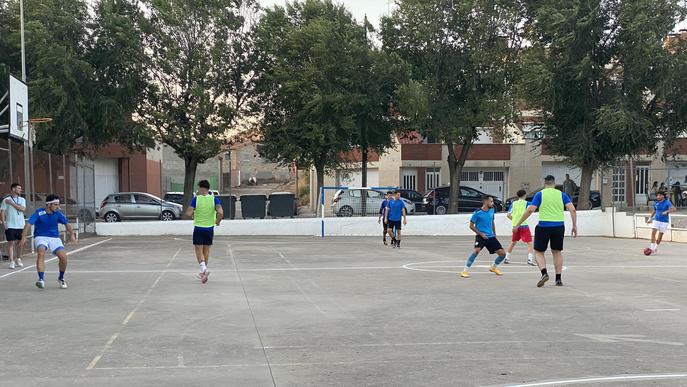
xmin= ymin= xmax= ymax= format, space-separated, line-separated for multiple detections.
xmin=34 ymin=236 xmax=65 ymax=255
xmin=4 ymin=228 xmax=23 ymax=242
xmin=388 ymin=220 xmax=402 ymax=231
xmin=534 ymin=226 xmax=565 ymax=252
xmin=512 ymin=227 xmax=532 ymax=243
xmin=474 ymin=236 xmax=503 ymax=254
xmin=652 ymin=220 xmax=669 ymax=233
xmin=193 ymin=227 xmax=214 ymax=246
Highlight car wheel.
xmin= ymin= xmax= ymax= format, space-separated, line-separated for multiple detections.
xmin=338 ymin=205 xmax=354 ymax=217
xmin=435 ymin=205 xmax=447 ymax=215
xmin=161 ymin=210 xmax=175 ymax=221
xmin=104 ymin=212 xmax=120 ymax=223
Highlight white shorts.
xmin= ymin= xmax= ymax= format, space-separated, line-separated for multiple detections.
xmin=34 ymin=236 xmax=65 ymax=255
xmin=652 ymin=220 xmax=670 ymax=233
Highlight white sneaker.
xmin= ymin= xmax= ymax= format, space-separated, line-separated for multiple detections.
xmin=651 ymin=248 xmax=658 ymax=255
xmin=9 ymin=261 xmax=15 ymax=269
xmin=35 ymin=280 xmax=45 ymax=289
xmin=16 ymin=259 xmax=23 ymax=267
xmin=503 ymin=258 xmax=510 ymax=264
xmin=527 ymin=259 xmax=535 ymax=266
xmin=58 ymin=279 xmax=68 ymax=289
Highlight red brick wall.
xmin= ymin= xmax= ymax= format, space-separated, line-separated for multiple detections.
xmin=416 ymin=167 xmax=426 ymax=193
xmin=339 ymin=149 xmax=380 ymax=162
xmin=119 ymin=158 xmax=130 ymax=192
xmin=666 ymin=139 xmax=687 ymax=154
xmin=146 ymin=159 xmax=162 ymax=197
xmin=401 ymin=144 xmax=442 ymax=160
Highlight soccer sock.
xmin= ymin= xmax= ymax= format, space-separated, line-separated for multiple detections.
xmin=494 ymin=255 xmax=506 ymax=266
xmin=58 ymin=271 xmax=65 ymax=281
xmin=505 ymin=252 xmax=511 ymax=261
xmin=464 ymin=253 xmax=478 ymax=270
xmin=555 ymin=274 xmax=561 ymax=282
xmin=200 ymin=261 xmax=207 ymax=273
xmin=38 ymin=272 xmax=45 ymax=281
xmin=528 ymin=253 xmax=534 ymax=260
xmin=396 ymin=239 xmax=401 ymax=247
xmin=540 ymin=268 xmax=548 ymax=276
xmin=650 ymin=243 xmax=657 ymax=249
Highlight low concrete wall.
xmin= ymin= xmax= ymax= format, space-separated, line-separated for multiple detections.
xmin=97 ymin=209 xmax=632 ymax=238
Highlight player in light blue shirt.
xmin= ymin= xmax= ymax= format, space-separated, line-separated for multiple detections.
xmin=0 ymin=183 xmax=27 ymax=269
xmin=21 ymin=194 xmax=77 ymax=289
xmin=384 ymin=190 xmax=407 ymax=248
xmin=461 ymin=195 xmax=507 ymax=278
xmin=646 ymin=191 xmax=676 ymax=254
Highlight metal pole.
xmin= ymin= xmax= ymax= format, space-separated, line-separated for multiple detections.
xmin=227 ymin=150 xmax=232 ymax=219
xmin=219 ymin=156 xmax=223 ymax=194
xmin=48 ymin=153 xmax=53 ymax=193
xmin=8 ymin=137 xmax=12 ymax=184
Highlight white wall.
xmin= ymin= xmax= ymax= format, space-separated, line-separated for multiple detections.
xmin=94 ymin=159 xmax=119 ymax=205
xmin=99 ymin=209 xmax=621 ymax=238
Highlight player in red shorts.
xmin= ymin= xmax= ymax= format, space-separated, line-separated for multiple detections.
xmin=505 ymin=189 xmax=534 ymax=265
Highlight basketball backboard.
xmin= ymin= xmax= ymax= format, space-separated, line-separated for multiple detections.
xmin=8 ymin=74 xmax=29 ymax=142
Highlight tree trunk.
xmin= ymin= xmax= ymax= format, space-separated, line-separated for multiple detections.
xmin=447 ymin=139 xmax=472 ymax=214
xmin=315 ymin=161 xmax=325 ymax=214
xmin=577 ymin=164 xmax=594 ymax=210
xmin=183 ymin=156 xmax=198 ymax=214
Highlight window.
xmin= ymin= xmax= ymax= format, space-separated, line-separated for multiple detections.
xmin=612 ymin=167 xmax=625 ymax=203
xmin=367 ymin=190 xmax=382 ymax=198
xmin=350 ymin=190 xmax=362 ymax=198
xmin=461 ymin=171 xmax=479 ymax=181
xmin=483 ymin=171 xmax=504 ymax=182
xmin=635 ymin=166 xmax=649 ymax=195
xmin=461 ymin=188 xmax=481 ymax=198
xmin=134 ymin=194 xmax=158 ymax=204
xmin=402 ymin=173 xmax=417 ymax=191
xmin=114 ymin=194 xmax=132 ymax=203
xmin=426 ymin=170 xmax=441 ymax=190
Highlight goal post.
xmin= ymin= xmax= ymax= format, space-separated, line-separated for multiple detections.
xmin=319 ymin=186 xmax=399 ymax=238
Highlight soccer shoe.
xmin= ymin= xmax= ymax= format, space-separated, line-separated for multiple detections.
xmin=16 ymin=259 xmax=23 ymax=267
xmin=489 ymin=266 xmax=503 ymax=276
xmin=527 ymin=259 xmax=535 ymax=266
xmin=555 ymin=279 xmax=563 ymax=287
xmin=35 ymin=280 xmax=45 ymax=289
xmin=201 ymin=271 xmax=210 ymax=284
xmin=460 ymin=271 xmax=470 ymax=278
xmin=503 ymin=258 xmax=510 ymax=264
xmin=537 ymin=273 xmax=549 ymax=288
xmin=651 ymin=248 xmax=658 ymax=255
xmin=58 ymin=280 xmax=68 ymax=289
xmin=9 ymin=261 xmax=15 ymax=269
xmin=383 ymin=239 xmax=388 ymax=246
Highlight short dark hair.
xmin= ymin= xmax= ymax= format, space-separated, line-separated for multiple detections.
xmin=386 ymin=191 xmax=392 ymax=195
xmin=544 ymin=175 xmax=556 ymax=184
xmin=46 ymin=194 xmax=60 ymax=203
xmin=517 ymin=189 xmax=527 ymax=198
xmin=482 ymin=195 xmax=492 ymax=202
xmin=198 ymin=180 xmax=210 ymax=189
xmin=394 ymin=189 xmax=401 ymax=194
xmin=657 ymin=191 xmax=666 ymax=197
xmin=10 ymin=183 xmax=21 ymax=189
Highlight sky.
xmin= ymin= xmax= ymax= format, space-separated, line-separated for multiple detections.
xmin=258 ymin=0 xmax=394 ymax=29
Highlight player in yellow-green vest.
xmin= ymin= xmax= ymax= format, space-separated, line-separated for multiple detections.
xmin=184 ymin=180 xmax=224 ymax=284
xmin=505 ymin=189 xmax=535 ymax=266
xmin=513 ymin=175 xmax=577 ymax=288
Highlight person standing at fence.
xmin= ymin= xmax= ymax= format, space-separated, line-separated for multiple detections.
xmin=646 ymin=191 xmax=676 ymax=255
xmin=20 ymin=195 xmax=77 ymax=289
xmin=513 ymin=175 xmax=577 ymax=287
xmin=385 ymin=190 xmax=406 ymax=248
xmin=460 ymin=195 xmax=507 ymax=278
xmin=378 ymin=191 xmax=392 ymax=245
xmin=563 ymin=174 xmax=576 ymax=199
xmin=505 ymin=189 xmax=535 ymax=266
xmin=185 ymin=180 xmax=223 ymax=283
xmin=1 ymin=183 xmax=27 ymax=269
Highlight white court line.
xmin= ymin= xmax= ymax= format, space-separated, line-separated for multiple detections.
xmin=260 ymin=339 xmax=595 ymax=350
xmin=86 ymin=247 xmax=183 ymax=370
xmin=644 ymin=308 xmax=681 ymax=312
xmin=505 ymin=373 xmax=687 ymax=387
xmin=0 ymin=238 xmax=112 ymax=280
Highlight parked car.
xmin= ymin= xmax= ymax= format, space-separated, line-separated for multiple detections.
xmin=99 ymin=192 xmax=183 ymax=222
xmin=399 ymin=189 xmax=426 ymax=212
xmin=163 ymin=190 xmax=221 ymax=206
xmin=331 ymin=188 xmax=415 ymax=217
xmin=503 ymin=186 xmax=601 ymax=212
xmin=424 ymin=186 xmax=504 ymax=214
xmin=7 ymin=193 xmax=95 ymax=221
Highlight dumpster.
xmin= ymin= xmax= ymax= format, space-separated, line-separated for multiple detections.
xmin=217 ymin=195 xmax=237 ymax=219
xmin=240 ymin=194 xmax=267 ymax=219
xmin=268 ymin=192 xmax=296 ymax=218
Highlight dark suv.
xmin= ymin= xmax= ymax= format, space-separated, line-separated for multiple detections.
xmin=399 ymin=189 xmax=425 ymax=212
xmin=424 ymin=186 xmax=504 ymax=214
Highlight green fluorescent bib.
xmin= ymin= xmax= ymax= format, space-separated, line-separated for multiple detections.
xmin=511 ymin=199 xmax=528 ymax=227
xmin=539 ymin=188 xmax=565 ymax=222
xmin=194 ymin=195 xmax=217 ymax=228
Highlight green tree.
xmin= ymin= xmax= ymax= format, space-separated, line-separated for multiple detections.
xmin=253 ymin=0 xmax=369 ymax=192
xmin=520 ymin=0 xmax=687 ymax=209
xmin=137 ymin=0 xmax=259 ymax=207
xmin=382 ymin=0 xmax=522 ymax=213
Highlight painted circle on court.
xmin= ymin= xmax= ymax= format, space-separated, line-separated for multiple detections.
xmin=402 ymin=260 xmax=566 ymax=274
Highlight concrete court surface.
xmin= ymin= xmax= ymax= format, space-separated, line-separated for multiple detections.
xmin=0 ymin=235 xmax=686 ymax=387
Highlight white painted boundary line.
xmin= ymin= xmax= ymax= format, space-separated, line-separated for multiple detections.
xmin=86 ymin=247 xmax=183 ymax=370
xmin=505 ymin=373 xmax=687 ymax=387
xmin=0 ymin=238 xmax=112 ymax=280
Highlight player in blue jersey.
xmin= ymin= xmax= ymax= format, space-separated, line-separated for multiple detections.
xmin=646 ymin=191 xmax=676 ymax=255
xmin=378 ymin=191 xmax=392 ymax=245
xmin=20 ymin=195 xmax=77 ymax=289
xmin=460 ymin=195 xmax=507 ymax=278
xmin=385 ymin=190 xmax=407 ymax=248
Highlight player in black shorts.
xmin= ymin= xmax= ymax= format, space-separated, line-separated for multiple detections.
xmin=378 ymin=191 xmax=392 ymax=245
xmin=460 ymin=196 xmax=507 ymax=278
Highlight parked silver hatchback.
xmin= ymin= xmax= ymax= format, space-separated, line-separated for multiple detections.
xmin=99 ymin=192 xmax=183 ymax=222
